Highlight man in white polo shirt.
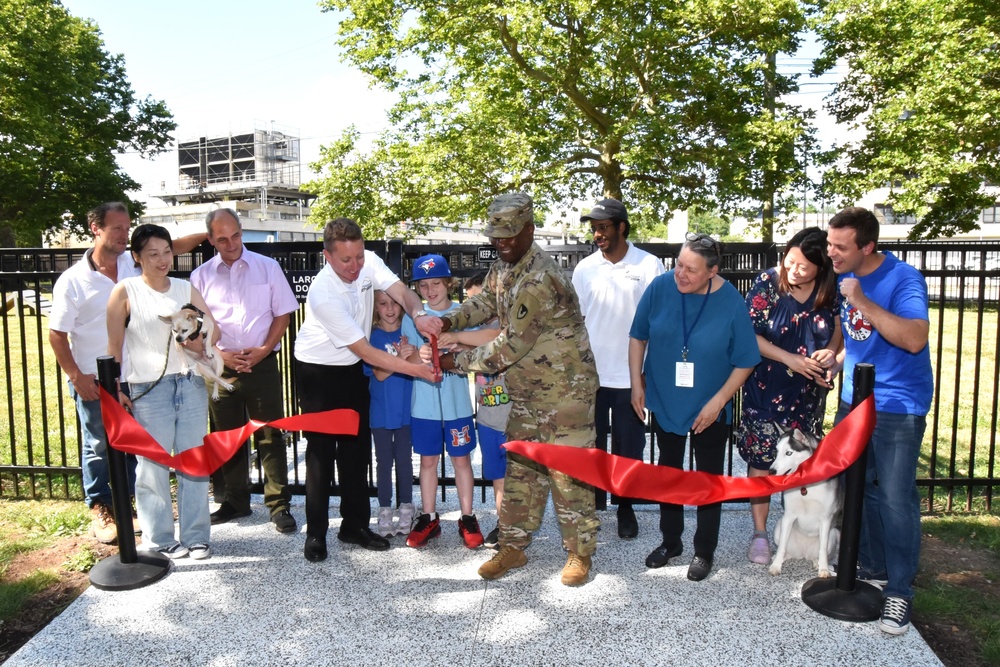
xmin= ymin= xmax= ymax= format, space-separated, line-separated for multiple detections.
xmin=572 ymin=198 xmax=663 ymax=539
xmin=294 ymin=217 xmax=439 ymax=562
xmin=49 ymin=202 xmax=204 ymax=544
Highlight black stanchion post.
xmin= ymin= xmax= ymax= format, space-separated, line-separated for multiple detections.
xmin=88 ymin=355 xmax=170 ymax=591
xmin=801 ymin=362 xmax=881 ymax=620
xmin=98 ymin=356 xmax=138 ymax=564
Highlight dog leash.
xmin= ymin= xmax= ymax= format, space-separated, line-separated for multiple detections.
xmin=128 ymin=330 xmax=173 ymax=403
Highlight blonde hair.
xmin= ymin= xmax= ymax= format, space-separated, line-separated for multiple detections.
xmin=372 ymin=290 xmax=393 ymax=330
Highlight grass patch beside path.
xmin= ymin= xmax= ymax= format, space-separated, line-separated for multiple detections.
xmin=915 ymin=513 xmax=1000 ymax=667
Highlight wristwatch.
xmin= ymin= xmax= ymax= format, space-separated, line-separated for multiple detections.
xmin=413 ymin=309 xmax=429 ymax=318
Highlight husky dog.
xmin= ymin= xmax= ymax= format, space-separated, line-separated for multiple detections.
xmin=159 ymin=304 xmax=234 ymax=401
xmin=767 ymin=425 xmax=842 ymax=578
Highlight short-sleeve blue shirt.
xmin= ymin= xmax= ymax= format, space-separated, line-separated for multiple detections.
xmin=364 ymin=327 xmax=413 ymax=429
xmin=630 ymin=272 xmax=761 ymax=434
xmin=839 ymin=252 xmax=933 ymax=415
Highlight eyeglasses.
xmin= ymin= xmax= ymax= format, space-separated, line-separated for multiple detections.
xmin=589 ymin=222 xmax=618 ymax=235
xmin=685 ymin=232 xmax=721 ymax=257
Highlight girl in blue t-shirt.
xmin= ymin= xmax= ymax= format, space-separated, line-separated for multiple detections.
xmin=401 ymin=254 xmax=482 ymax=549
xmin=364 ymin=290 xmax=417 ymax=537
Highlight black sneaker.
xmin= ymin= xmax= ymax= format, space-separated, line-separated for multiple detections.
xmin=271 ymin=509 xmax=296 ymax=534
xmin=210 ymin=501 xmax=252 ymax=525
xmin=483 ymin=524 xmax=500 ymax=550
xmin=879 ymin=596 xmax=912 ymax=635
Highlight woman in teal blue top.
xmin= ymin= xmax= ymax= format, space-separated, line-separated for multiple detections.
xmin=628 ymin=233 xmax=760 ymax=581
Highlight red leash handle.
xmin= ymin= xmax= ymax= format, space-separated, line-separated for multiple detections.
xmin=430 ymin=335 xmax=443 ymax=383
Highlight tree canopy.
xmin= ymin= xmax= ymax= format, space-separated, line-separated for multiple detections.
xmin=813 ymin=0 xmax=1000 ymax=239
xmin=0 ymin=0 xmax=175 ymax=245
xmin=309 ymin=0 xmax=813 ymax=239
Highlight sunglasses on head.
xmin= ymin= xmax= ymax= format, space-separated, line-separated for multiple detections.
xmin=685 ymin=232 xmax=719 ymax=249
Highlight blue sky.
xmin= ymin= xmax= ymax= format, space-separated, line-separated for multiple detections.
xmin=60 ymin=1 xmax=843 ymax=206
xmin=61 ymin=0 xmax=396 ymax=202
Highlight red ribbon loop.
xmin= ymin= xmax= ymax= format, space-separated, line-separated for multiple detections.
xmin=99 ymin=387 xmax=359 ymax=477
xmin=504 ymin=395 xmax=876 ymax=505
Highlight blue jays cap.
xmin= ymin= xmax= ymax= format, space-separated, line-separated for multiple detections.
xmin=412 ymin=254 xmax=452 ymax=280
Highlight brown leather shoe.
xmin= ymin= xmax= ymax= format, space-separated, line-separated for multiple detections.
xmin=561 ymin=552 xmax=592 ymax=586
xmin=89 ymin=502 xmax=117 ymax=545
xmin=478 ymin=545 xmax=527 ymax=580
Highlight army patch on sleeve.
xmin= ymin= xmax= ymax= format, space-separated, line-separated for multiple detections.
xmin=517 ymin=303 xmax=529 ymax=319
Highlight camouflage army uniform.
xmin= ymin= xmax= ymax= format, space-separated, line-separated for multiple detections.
xmin=445 ymin=242 xmax=601 ymax=556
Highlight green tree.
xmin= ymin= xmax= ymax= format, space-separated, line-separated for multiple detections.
xmin=813 ymin=0 xmax=1000 ymax=239
xmin=309 ymin=0 xmax=813 ymax=240
xmin=0 ymin=0 xmax=175 ymax=246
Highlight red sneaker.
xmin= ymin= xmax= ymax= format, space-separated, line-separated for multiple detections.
xmin=459 ymin=514 xmax=484 ymax=549
xmin=405 ymin=513 xmax=441 ymax=548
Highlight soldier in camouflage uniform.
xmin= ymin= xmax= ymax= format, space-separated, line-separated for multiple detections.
xmin=432 ymin=192 xmax=601 ymax=586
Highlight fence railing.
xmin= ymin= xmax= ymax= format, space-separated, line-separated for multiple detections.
xmin=2 ymin=239 xmax=997 ymax=512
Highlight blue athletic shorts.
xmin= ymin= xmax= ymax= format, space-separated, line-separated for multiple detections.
xmin=477 ymin=423 xmax=508 ymax=480
xmin=411 ymin=416 xmax=477 ymax=457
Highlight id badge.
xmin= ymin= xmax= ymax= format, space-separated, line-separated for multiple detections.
xmin=676 ymin=362 xmax=694 ymax=388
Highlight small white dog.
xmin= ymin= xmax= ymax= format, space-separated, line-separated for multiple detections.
xmin=767 ymin=425 xmax=842 ymax=578
xmin=159 ymin=304 xmax=234 ymax=401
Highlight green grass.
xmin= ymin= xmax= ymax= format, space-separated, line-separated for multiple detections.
xmin=0 ymin=571 xmax=61 ymax=622
xmin=0 ymin=310 xmax=83 ymax=499
xmin=0 ymin=499 xmax=88 ymax=624
xmin=917 ymin=513 xmax=1000 ymax=665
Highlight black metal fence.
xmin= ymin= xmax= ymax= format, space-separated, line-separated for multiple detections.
xmin=2 ymin=239 xmax=997 ymax=512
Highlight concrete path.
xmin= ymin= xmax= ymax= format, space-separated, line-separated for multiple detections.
xmin=5 ymin=496 xmax=942 ymax=667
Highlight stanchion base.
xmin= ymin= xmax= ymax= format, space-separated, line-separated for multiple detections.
xmin=801 ymin=577 xmax=882 ymax=622
xmin=89 ymin=551 xmax=171 ymax=591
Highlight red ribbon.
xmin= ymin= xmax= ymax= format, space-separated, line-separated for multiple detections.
xmin=99 ymin=387 xmax=359 ymax=477
xmin=504 ymin=395 xmax=876 ymax=505
xmin=430 ymin=334 xmax=442 ymax=383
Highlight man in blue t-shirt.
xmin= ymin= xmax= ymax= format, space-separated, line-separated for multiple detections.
xmin=827 ymin=207 xmax=933 ymax=637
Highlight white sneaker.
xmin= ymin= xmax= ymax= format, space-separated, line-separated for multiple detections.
xmin=377 ymin=507 xmax=394 ymax=537
xmin=397 ymin=503 xmax=416 ymax=536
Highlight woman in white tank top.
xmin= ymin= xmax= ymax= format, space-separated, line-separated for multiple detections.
xmin=107 ymin=224 xmax=219 ymax=561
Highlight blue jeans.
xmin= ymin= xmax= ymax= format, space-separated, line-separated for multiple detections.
xmin=836 ymin=402 xmax=924 ymax=599
xmin=130 ymin=373 xmax=211 ymax=549
xmin=70 ymin=383 xmax=136 ymax=508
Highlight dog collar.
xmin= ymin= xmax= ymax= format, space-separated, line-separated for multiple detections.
xmin=180 ymin=303 xmax=206 ymax=341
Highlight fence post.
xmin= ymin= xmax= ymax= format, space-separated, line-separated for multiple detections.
xmin=88 ymin=355 xmax=170 ymax=591
xmin=800 ymin=362 xmax=881 ymax=620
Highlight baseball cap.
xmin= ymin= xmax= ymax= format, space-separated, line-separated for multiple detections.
xmin=484 ymin=193 xmax=533 ymax=238
xmin=581 ymin=198 xmax=628 ymax=223
xmin=412 ymin=254 xmax=452 ymax=280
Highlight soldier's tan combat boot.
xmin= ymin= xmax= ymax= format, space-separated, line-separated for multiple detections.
xmin=89 ymin=501 xmax=117 ymax=545
xmin=560 ymin=552 xmax=591 ymax=586
xmin=478 ymin=545 xmax=527 ymax=580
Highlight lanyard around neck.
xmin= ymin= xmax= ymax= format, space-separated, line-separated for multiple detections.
xmin=681 ymin=283 xmax=712 ymax=362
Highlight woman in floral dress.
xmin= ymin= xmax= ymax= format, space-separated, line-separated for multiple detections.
xmin=738 ymin=227 xmax=842 ymax=565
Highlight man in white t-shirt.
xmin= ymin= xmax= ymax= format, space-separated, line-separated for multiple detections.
xmin=49 ymin=202 xmax=204 ymax=545
xmin=572 ymin=198 xmax=664 ymax=539
xmin=294 ymin=217 xmax=439 ymax=563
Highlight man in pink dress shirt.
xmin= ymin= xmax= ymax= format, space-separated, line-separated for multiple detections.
xmin=190 ymin=209 xmax=300 ymax=534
